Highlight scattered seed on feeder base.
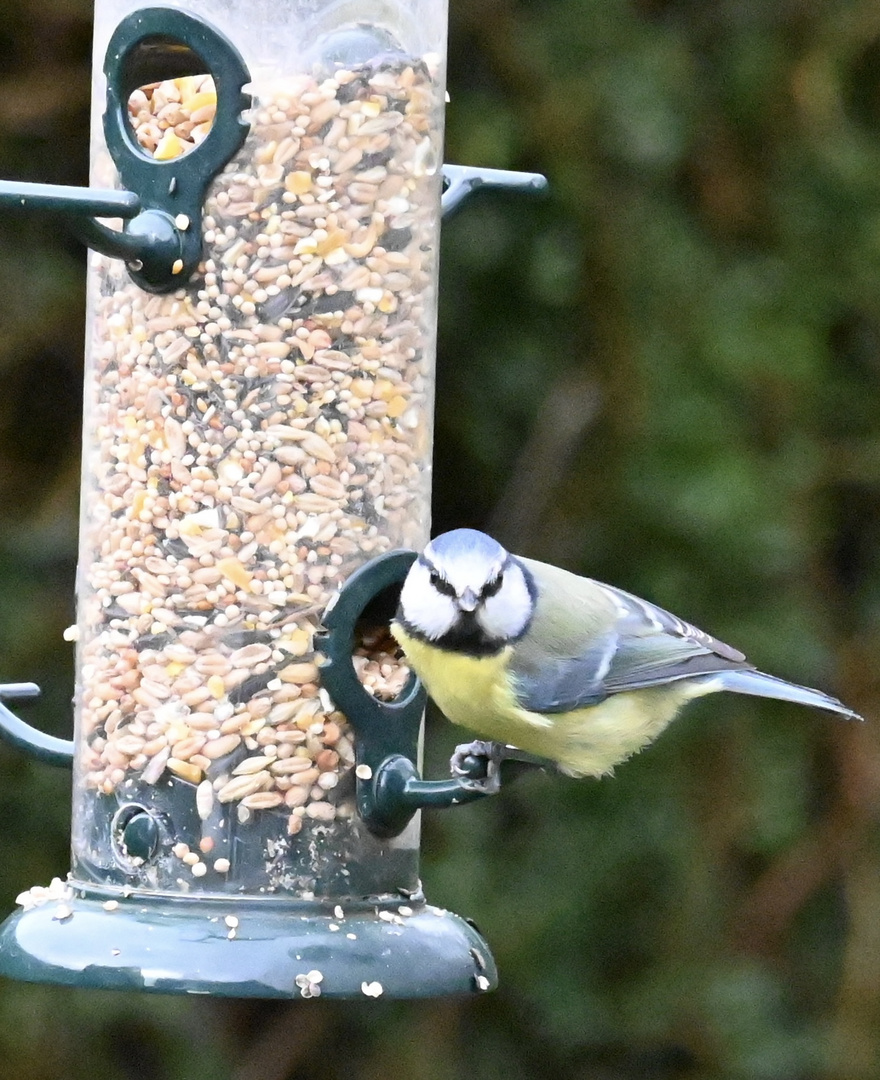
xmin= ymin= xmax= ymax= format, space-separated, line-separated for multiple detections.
xmin=295 ymin=969 xmax=324 ymax=998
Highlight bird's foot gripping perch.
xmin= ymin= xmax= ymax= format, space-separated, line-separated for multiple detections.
xmin=451 ymin=741 xmax=552 ymax=794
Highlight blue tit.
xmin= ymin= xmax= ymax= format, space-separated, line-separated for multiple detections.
xmin=391 ymin=528 xmax=861 ymax=781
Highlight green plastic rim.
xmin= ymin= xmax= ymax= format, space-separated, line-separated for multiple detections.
xmin=0 ymin=885 xmax=496 ymax=999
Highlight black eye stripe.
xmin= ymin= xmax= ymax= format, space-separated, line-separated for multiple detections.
xmin=481 ymin=573 xmax=504 ymax=599
xmin=428 ymin=569 xmax=457 ymax=598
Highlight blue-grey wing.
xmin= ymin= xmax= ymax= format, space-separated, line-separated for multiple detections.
xmin=509 ymin=570 xmax=751 ymax=714
xmin=511 ymin=631 xmax=622 ymax=712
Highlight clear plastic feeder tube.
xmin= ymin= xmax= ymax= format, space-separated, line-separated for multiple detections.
xmin=73 ymin=0 xmax=446 ymax=899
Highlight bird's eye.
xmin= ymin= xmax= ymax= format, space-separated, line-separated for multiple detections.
xmin=481 ymin=572 xmax=504 ymax=599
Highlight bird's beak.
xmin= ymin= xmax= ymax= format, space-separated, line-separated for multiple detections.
xmin=458 ymin=587 xmax=478 ymax=612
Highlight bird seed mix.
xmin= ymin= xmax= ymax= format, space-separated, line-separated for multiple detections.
xmin=72 ymin=48 xmax=440 ymax=895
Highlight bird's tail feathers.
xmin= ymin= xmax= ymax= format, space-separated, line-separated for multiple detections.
xmin=701 ymin=669 xmax=862 ymax=721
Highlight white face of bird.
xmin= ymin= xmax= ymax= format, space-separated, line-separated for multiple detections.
xmin=397 ymin=529 xmax=535 ymax=651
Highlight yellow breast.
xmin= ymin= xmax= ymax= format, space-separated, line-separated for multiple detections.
xmin=391 ymin=623 xmax=521 ymax=740
xmin=392 ymin=621 xmax=704 ymax=778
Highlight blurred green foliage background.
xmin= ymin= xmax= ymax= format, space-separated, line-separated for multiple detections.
xmin=1 ymin=0 xmax=880 ymax=1077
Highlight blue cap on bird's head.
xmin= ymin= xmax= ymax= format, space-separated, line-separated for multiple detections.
xmin=425 ymin=529 xmax=508 ymax=565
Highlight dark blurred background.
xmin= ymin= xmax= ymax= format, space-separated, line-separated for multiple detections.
xmin=2 ymin=0 xmax=880 ymax=1077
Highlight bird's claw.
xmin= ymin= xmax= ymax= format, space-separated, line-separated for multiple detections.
xmin=450 ymin=739 xmax=507 ymax=795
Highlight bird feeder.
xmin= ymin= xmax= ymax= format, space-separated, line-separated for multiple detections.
xmin=0 ymin=0 xmax=545 ymax=999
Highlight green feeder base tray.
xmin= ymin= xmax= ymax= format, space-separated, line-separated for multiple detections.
xmin=0 ymin=886 xmax=496 ymax=999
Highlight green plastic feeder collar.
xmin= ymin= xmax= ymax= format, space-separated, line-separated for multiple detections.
xmin=0 ymin=891 xmax=495 ymax=999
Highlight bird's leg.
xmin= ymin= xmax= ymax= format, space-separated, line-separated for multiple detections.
xmin=450 ymin=739 xmax=509 ymax=794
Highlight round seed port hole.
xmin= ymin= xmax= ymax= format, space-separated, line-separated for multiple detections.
xmin=111 ymin=802 xmax=164 ymax=869
xmin=123 ymin=37 xmax=217 ymax=160
xmin=352 ymin=581 xmax=410 ymax=703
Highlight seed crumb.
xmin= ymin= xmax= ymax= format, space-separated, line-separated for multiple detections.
xmin=295 ymin=970 xmax=323 ymax=998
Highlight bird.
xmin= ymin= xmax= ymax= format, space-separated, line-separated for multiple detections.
xmin=391 ymin=528 xmax=861 ymax=786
